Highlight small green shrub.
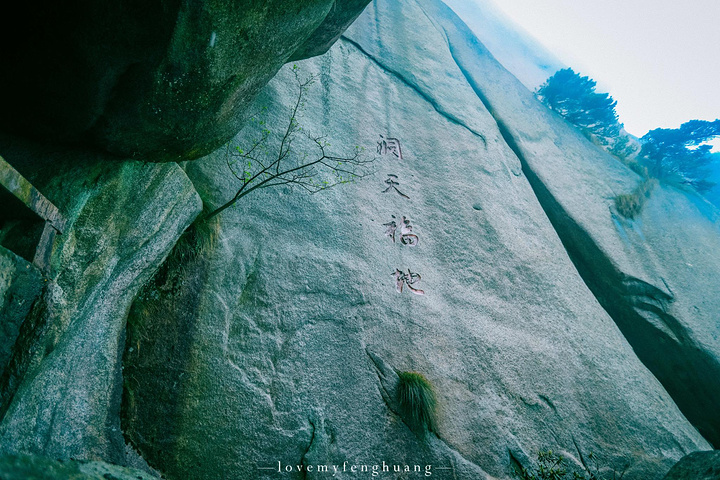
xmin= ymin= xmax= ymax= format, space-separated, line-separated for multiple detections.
xmin=515 ymin=450 xmax=625 ymax=480
xmin=613 ymin=178 xmax=656 ymax=219
xmin=614 ymin=193 xmax=642 ymax=219
xmin=517 ymin=450 xmax=569 ymax=480
xmin=397 ymin=371 xmax=437 ymax=433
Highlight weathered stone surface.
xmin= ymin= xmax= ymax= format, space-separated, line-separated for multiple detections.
xmin=0 ymin=453 xmax=160 ymax=480
xmin=0 ymin=155 xmax=67 ymax=233
xmin=123 ymin=1 xmax=710 ymax=478
xmin=0 ymin=154 xmax=69 ymax=271
xmin=291 ymin=0 xmax=376 ymax=61
xmin=662 ymin=451 xmax=720 ymax=480
xmin=0 ymin=140 xmax=202 ymax=464
xmin=0 ymin=0 xmax=369 ymax=162
xmin=423 ymin=0 xmax=720 ymax=448
xmin=0 ymin=246 xmax=43 ymax=373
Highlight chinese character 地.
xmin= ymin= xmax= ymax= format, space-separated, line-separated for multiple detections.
xmin=392 ymin=268 xmax=425 ymax=295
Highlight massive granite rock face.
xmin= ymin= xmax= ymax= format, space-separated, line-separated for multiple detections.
xmin=422 ymin=0 xmax=720 ymax=448
xmin=0 ymin=0 xmax=370 ymax=162
xmin=121 ymin=1 xmax=713 ymax=479
xmin=0 ymin=139 xmax=202 ymax=465
xmin=0 ymin=0 xmax=717 ymax=478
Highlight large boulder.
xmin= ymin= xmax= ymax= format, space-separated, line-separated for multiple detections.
xmin=0 ymin=453 xmax=160 ymax=480
xmin=0 ymin=0 xmax=370 ymax=162
xmin=0 ymin=138 xmax=202 ymax=464
xmin=663 ymin=451 xmax=720 ymax=480
xmin=424 ymin=0 xmax=720 ymax=447
xmin=121 ymin=1 xmax=710 ymax=478
xmin=292 ymin=0 xmax=376 ymax=60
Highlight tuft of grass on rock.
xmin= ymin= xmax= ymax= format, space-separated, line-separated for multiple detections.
xmin=397 ymin=371 xmax=437 ymax=434
xmin=613 ymin=178 xmax=656 ymax=219
xmin=515 ymin=449 xmax=627 ymax=480
xmin=614 ymin=193 xmax=643 ymax=219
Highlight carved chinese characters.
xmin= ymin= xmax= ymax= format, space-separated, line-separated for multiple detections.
xmin=375 ymin=135 xmax=425 ymax=295
xmin=382 ymin=216 xmax=418 ymax=246
xmin=377 ymin=135 xmax=403 ymax=160
xmin=382 ymin=174 xmax=410 ymax=199
xmin=392 ymin=269 xmax=425 ymax=295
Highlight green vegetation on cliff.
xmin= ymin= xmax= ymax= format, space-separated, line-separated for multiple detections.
xmin=396 ymin=371 xmax=437 ymax=434
xmin=204 ymin=66 xmax=373 ymax=220
xmin=638 ymin=119 xmax=720 ymax=192
xmin=539 ymin=69 xmax=719 ymax=199
xmin=536 ymin=68 xmax=622 ymax=146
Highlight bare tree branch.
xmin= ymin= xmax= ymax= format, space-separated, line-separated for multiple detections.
xmin=204 ymin=66 xmax=375 ymax=221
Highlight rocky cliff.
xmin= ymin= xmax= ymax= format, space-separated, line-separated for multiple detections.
xmin=0 ymin=0 xmax=718 ymax=479
xmin=122 ymin=0 xmax=716 ymax=477
xmin=0 ymin=0 xmax=370 ymax=162
xmin=427 ymin=0 xmax=720 ymax=447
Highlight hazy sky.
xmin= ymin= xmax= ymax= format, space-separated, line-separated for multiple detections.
xmin=478 ymin=0 xmax=720 ymax=139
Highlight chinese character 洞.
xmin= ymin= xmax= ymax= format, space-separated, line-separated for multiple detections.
xmin=392 ymin=268 xmax=425 ymax=295
xmin=377 ymin=135 xmax=403 ymax=160
xmin=382 ymin=174 xmax=409 ymax=199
